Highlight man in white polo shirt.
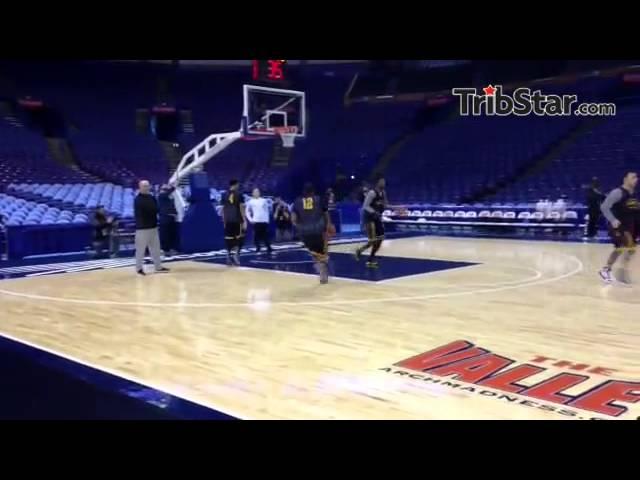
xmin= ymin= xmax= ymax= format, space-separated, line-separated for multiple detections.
xmin=246 ymin=188 xmax=273 ymax=255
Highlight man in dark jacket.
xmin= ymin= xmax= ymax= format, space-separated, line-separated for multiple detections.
xmin=134 ymin=180 xmax=170 ymax=275
xmin=158 ymin=184 xmax=179 ymax=255
xmin=585 ymin=177 xmax=606 ymax=238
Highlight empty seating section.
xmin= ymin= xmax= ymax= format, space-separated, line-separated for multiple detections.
xmin=385 ymin=114 xmax=579 ymax=204
xmin=382 ymin=205 xmax=583 ymax=227
xmin=0 ymin=192 xmax=84 ymax=226
xmin=491 ymin=104 xmax=640 ymax=203
xmin=7 ymin=183 xmax=134 ymax=221
xmin=202 ymin=139 xmax=277 ymax=191
xmin=174 ymin=70 xmax=246 ymax=152
xmin=8 ymin=61 xmax=167 ymax=188
xmin=71 ymin=131 xmax=167 ymax=187
xmin=63 ymin=68 xmax=167 ymax=186
xmin=0 ymin=121 xmax=94 ymax=189
xmin=294 ymin=83 xmax=422 ymax=180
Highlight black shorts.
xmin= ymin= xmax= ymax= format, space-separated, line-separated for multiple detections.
xmin=301 ymin=234 xmax=327 ymax=256
xmin=224 ymin=222 xmax=243 ymax=239
xmin=364 ymin=218 xmax=385 ymax=241
xmin=608 ymin=226 xmax=636 ymax=250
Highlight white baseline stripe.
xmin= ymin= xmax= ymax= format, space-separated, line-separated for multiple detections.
xmin=0 ymin=253 xmax=584 ymax=308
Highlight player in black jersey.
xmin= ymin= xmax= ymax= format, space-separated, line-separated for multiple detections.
xmin=292 ymin=182 xmax=334 ymax=284
xmin=599 ymin=171 xmax=638 ymax=284
xmin=222 ymin=179 xmax=247 ymax=266
xmin=354 ymin=175 xmax=387 ymax=268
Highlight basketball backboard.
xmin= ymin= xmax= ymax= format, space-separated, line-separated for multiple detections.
xmin=242 ymin=84 xmax=306 ymax=139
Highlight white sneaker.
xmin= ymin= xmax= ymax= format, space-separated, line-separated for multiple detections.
xmin=598 ymin=268 xmax=613 ymax=284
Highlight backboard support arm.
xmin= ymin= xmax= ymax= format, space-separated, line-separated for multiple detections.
xmin=169 ymin=130 xmax=242 ymax=221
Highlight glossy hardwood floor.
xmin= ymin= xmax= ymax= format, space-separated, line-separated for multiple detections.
xmin=0 ymin=236 xmax=638 ymax=420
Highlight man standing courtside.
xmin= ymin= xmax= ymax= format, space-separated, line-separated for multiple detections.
xmin=355 ymin=175 xmax=387 ymax=268
xmin=222 ymin=179 xmax=247 ymax=266
xmin=134 ymin=180 xmax=169 ymax=276
xmin=586 ymin=177 xmax=606 ymax=238
xmin=158 ymin=184 xmax=179 ymax=255
xmin=292 ymin=182 xmax=334 ymax=284
xmin=246 ymin=188 xmax=273 ymax=255
xmin=599 ymin=171 xmax=639 ymax=285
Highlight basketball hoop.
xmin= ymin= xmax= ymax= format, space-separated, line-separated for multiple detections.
xmin=274 ymin=126 xmax=298 ymax=148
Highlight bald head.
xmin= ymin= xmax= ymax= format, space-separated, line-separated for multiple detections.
xmin=139 ymin=180 xmax=151 ymax=194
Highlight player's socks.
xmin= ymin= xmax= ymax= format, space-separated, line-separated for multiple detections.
xmin=319 ymin=262 xmax=329 ymax=284
xmin=368 ymin=248 xmax=379 ymax=266
xmin=355 ymin=242 xmax=373 ymax=261
xmin=225 ymin=238 xmax=235 ymax=265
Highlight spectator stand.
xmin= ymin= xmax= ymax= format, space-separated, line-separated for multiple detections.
xmin=381 ymin=203 xmax=586 ymax=236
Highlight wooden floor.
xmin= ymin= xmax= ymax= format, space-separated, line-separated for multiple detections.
xmin=0 ymin=236 xmax=638 ymax=420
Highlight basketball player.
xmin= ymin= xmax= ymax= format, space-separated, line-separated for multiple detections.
xmin=354 ymin=175 xmax=387 ymax=268
xmin=222 ymin=179 xmax=247 ymax=266
xmin=291 ymin=182 xmax=334 ymax=284
xmin=599 ymin=171 xmax=639 ymax=284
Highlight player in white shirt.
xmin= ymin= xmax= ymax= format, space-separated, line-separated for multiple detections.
xmin=246 ymin=188 xmax=273 ymax=255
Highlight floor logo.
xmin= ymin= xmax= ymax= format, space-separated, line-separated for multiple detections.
xmin=381 ymin=340 xmax=640 ymax=420
xmin=452 ymin=85 xmax=616 ymax=117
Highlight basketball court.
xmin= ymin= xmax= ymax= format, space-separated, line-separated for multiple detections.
xmin=2 ymin=80 xmax=638 ymax=420
xmin=1 ymin=234 xmax=638 ymax=420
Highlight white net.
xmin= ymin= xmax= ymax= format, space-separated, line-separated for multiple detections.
xmin=275 ymin=126 xmax=298 ymax=148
